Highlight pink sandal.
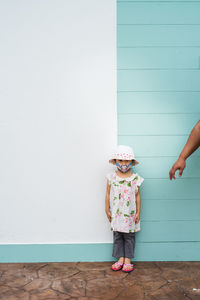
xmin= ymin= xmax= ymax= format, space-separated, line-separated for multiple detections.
xmin=111 ymin=261 xmax=123 ymax=271
xmin=122 ymin=263 xmax=134 ymax=273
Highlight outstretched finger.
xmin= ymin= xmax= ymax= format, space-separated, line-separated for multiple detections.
xmin=169 ymin=167 xmax=176 ymax=180
xmin=172 ymin=171 xmax=176 ymax=180
xmin=179 ymin=167 xmax=184 ymax=177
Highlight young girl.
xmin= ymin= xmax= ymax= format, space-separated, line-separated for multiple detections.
xmin=105 ymin=145 xmax=144 ymax=273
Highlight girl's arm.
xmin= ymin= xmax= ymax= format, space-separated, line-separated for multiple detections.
xmin=135 ymin=187 xmax=141 ymax=224
xmin=105 ymin=180 xmax=111 ymax=222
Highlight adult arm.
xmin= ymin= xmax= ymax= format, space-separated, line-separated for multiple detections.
xmin=169 ymin=120 xmax=200 ymax=180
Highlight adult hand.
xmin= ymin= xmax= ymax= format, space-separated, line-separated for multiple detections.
xmin=169 ymin=156 xmax=186 ymax=180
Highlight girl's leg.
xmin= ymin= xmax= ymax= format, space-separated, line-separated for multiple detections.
xmin=123 ymin=232 xmax=135 ymax=271
xmin=123 ymin=232 xmax=135 ymax=259
xmin=112 ymin=231 xmax=125 ymax=270
xmin=124 ymin=257 xmax=131 ymax=264
xmin=112 ymin=231 xmax=125 ymax=261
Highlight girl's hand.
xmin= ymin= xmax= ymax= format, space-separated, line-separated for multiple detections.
xmin=135 ymin=212 xmax=140 ymax=224
xmin=106 ymin=209 xmax=112 ymax=222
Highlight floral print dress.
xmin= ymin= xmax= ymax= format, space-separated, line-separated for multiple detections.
xmin=107 ymin=171 xmax=144 ymax=233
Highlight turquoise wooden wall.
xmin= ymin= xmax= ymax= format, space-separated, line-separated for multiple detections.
xmin=117 ymin=0 xmax=200 ymax=260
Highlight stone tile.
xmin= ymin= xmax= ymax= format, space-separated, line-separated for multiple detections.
xmin=0 ymin=285 xmax=30 ymax=300
xmin=146 ymin=282 xmax=189 ymax=300
xmin=77 ymin=298 xmax=101 ymax=300
xmin=23 ymin=278 xmax=52 ymax=292
xmin=30 ymin=289 xmax=71 ymax=300
xmin=86 ymin=277 xmax=124 ymax=299
xmin=116 ymin=285 xmax=144 ymax=300
xmin=0 ymin=275 xmax=31 ymax=289
xmin=52 ymin=277 xmax=86 ymax=297
xmin=0 ymin=263 xmax=32 ymax=271
xmin=123 ymin=276 xmax=166 ymax=294
xmin=77 ymin=262 xmax=111 ymax=271
xmin=141 ymin=278 xmax=167 ymax=293
xmin=122 ymin=265 xmax=166 ymax=292
xmin=155 ymin=261 xmax=187 ymax=273
xmin=0 ymin=265 xmax=38 ymax=288
xmin=154 ymin=261 xmax=192 ymax=281
xmin=184 ymin=262 xmax=200 ymax=280
xmin=129 ymin=262 xmax=162 ymax=280
xmin=73 ymin=270 xmax=105 ymax=281
xmin=38 ymin=262 xmax=79 ymax=280
xmin=174 ymin=278 xmax=200 ymax=299
xmin=105 ymin=267 xmax=129 ymax=279
xmin=134 ymin=262 xmax=160 ymax=270
xmin=114 ymin=298 xmax=135 ymax=300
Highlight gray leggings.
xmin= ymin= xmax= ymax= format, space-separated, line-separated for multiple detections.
xmin=112 ymin=231 xmax=135 ymax=259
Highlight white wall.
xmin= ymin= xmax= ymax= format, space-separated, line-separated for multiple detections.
xmin=0 ymin=0 xmax=117 ymax=244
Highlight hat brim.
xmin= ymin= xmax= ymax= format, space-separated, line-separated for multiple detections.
xmin=109 ymin=159 xmax=139 ymax=166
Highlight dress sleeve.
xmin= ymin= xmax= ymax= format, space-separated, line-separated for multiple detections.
xmin=136 ymin=174 xmax=144 ymax=187
xmin=106 ymin=173 xmax=112 ymax=185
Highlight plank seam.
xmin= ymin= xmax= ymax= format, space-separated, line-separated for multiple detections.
xmin=142 ymin=220 xmax=200 ymax=221
xmin=118 ymin=46 xmax=200 ymax=48
xmin=118 ymin=68 xmax=200 ymax=70
xmin=143 ymin=198 xmax=200 ymax=200
xmin=118 ymin=24 xmax=200 ymax=26
xmin=117 ymin=90 xmax=200 ymax=92
xmin=117 ymin=1 xmax=200 ymax=3
xmin=134 ymin=177 xmax=200 ymax=179
xmin=136 ymin=241 xmax=200 ymax=243
xmin=117 ymin=111 xmax=200 ymax=116
xmin=135 ymin=156 xmax=200 ymax=158
xmin=118 ymin=90 xmax=200 ymax=94
xmin=118 ymin=134 xmax=190 ymax=136
xmin=141 ymin=199 xmax=200 ymax=200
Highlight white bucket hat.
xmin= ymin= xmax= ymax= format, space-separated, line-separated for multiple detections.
xmin=109 ymin=145 xmax=139 ymax=166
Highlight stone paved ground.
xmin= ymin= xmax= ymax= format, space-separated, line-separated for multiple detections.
xmin=0 ymin=262 xmax=200 ymax=299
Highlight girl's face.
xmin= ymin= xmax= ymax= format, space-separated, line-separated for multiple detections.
xmin=116 ymin=159 xmax=132 ymax=166
xmin=116 ymin=159 xmax=133 ymax=173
